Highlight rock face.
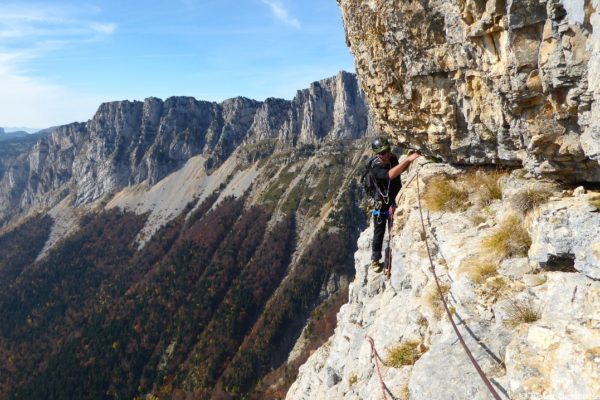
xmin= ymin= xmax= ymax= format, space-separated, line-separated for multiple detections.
xmin=287 ymin=161 xmax=600 ymax=400
xmin=0 ymin=71 xmax=371 ymax=225
xmin=337 ymin=0 xmax=600 ymax=182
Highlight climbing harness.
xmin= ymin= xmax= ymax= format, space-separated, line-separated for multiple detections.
xmin=365 ymin=335 xmax=389 ymax=400
xmin=370 ymin=209 xmax=389 ymax=218
xmin=415 ymin=169 xmax=503 ymax=400
xmin=365 ymin=158 xmax=392 ymax=206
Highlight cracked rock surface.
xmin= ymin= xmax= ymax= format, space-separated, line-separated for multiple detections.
xmin=337 ymin=0 xmax=600 ymax=182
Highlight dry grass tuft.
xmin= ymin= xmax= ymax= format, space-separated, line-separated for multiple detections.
xmin=477 ymin=276 xmax=510 ymax=305
xmin=461 ymin=257 xmax=498 ymax=284
xmin=589 ymin=196 xmax=600 ymax=211
xmin=423 ymin=177 xmax=469 ymax=212
xmin=398 ymin=384 xmax=410 ymax=400
xmin=470 ymin=213 xmax=487 ymax=226
xmin=423 ymin=170 xmax=506 ymax=213
xmin=465 ymin=170 xmax=505 ymax=206
xmin=385 ymin=341 xmax=426 ymax=367
xmin=348 ymin=373 xmax=358 ymax=386
xmin=504 ymin=298 xmax=541 ymax=327
xmin=482 ymin=214 xmax=531 ymax=259
xmin=424 ymin=282 xmax=450 ymax=319
xmin=511 ymin=186 xmax=552 ymax=215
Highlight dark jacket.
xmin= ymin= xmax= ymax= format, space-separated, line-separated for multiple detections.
xmin=370 ymin=154 xmax=401 ymax=208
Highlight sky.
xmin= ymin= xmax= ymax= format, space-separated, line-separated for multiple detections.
xmin=0 ymin=0 xmax=356 ymax=129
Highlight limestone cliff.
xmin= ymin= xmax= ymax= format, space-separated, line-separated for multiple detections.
xmin=0 ymin=71 xmax=370 ymax=225
xmin=287 ymin=160 xmax=600 ymax=400
xmin=337 ymin=0 xmax=600 ymax=182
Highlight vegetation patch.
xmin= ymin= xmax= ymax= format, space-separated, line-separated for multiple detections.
xmin=511 ymin=186 xmax=553 ymax=215
xmin=469 ymin=212 xmax=487 ymax=226
xmin=589 ymin=196 xmax=600 ymax=211
xmin=478 ymin=276 xmax=510 ymax=305
xmin=385 ymin=341 xmax=426 ymax=367
xmin=482 ymin=214 xmax=531 ymax=259
xmin=348 ymin=372 xmax=358 ymax=386
xmin=399 ymin=384 xmax=410 ymax=400
xmin=423 ymin=177 xmax=469 ymax=212
xmin=466 ymin=170 xmax=505 ymax=206
xmin=424 ymin=282 xmax=450 ymax=319
xmin=261 ymin=164 xmax=296 ymax=204
xmin=423 ymin=170 xmax=506 ymax=213
xmin=460 ymin=257 xmax=498 ymax=284
xmin=504 ymin=298 xmax=541 ymax=327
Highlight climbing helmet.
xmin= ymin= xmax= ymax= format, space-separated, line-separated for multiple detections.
xmin=371 ymin=137 xmax=391 ymax=154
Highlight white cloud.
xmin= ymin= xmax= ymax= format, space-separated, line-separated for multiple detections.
xmin=261 ymin=0 xmax=300 ymax=28
xmin=0 ymin=69 xmax=104 ymax=128
xmin=0 ymin=3 xmax=116 ymax=127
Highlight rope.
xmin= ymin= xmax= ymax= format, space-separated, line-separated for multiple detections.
xmin=414 ymin=169 xmax=503 ymax=400
xmin=365 ymin=335 xmax=388 ymax=400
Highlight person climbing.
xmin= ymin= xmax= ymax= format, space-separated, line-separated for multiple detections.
xmin=366 ymin=136 xmax=420 ymax=273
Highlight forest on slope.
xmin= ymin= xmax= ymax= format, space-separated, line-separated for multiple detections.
xmin=0 ymin=140 xmax=368 ymax=400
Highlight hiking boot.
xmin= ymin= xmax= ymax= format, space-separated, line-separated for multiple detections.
xmin=371 ymin=260 xmax=383 ymax=273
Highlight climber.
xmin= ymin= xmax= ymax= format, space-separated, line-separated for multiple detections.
xmin=366 ymin=136 xmax=420 ymax=273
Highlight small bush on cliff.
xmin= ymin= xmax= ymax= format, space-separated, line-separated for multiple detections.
xmin=504 ymin=298 xmax=541 ymax=327
xmin=511 ymin=186 xmax=552 ymax=215
xmin=424 ymin=282 xmax=450 ymax=319
xmin=348 ymin=373 xmax=358 ymax=386
xmin=482 ymin=214 xmax=531 ymax=259
xmin=385 ymin=341 xmax=426 ymax=367
xmin=589 ymin=195 xmax=600 ymax=211
xmin=423 ymin=177 xmax=469 ymax=212
xmin=460 ymin=257 xmax=498 ymax=284
xmin=423 ymin=170 xmax=506 ymax=213
xmin=466 ymin=170 xmax=505 ymax=206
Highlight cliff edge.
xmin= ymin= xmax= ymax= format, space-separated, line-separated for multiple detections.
xmin=287 ymin=160 xmax=600 ymax=399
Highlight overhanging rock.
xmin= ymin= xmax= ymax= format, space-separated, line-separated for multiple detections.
xmin=337 ymin=0 xmax=600 ymax=182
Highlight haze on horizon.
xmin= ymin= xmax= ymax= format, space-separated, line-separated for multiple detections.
xmin=0 ymin=0 xmax=355 ymax=129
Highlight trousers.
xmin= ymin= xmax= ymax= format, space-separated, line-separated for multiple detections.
xmin=371 ymin=208 xmax=390 ymax=262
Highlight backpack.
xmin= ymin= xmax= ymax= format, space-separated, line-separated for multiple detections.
xmin=361 ymin=156 xmax=380 ymax=198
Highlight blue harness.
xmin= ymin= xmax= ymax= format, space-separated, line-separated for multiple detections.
xmin=371 ymin=209 xmax=390 ymax=217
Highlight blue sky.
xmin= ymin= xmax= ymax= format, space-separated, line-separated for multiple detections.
xmin=0 ymin=0 xmax=355 ymax=129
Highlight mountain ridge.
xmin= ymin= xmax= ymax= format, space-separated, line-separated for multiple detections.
xmin=0 ymin=71 xmax=370 ymax=229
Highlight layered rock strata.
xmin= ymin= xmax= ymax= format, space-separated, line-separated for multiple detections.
xmin=0 ymin=72 xmax=371 ymax=225
xmin=337 ymin=0 xmax=600 ymax=182
xmin=287 ymin=161 xmax=600 ymax=399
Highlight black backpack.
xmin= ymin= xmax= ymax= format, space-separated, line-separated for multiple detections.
xmin=361 ymin=156 xmax=380 ymax=198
